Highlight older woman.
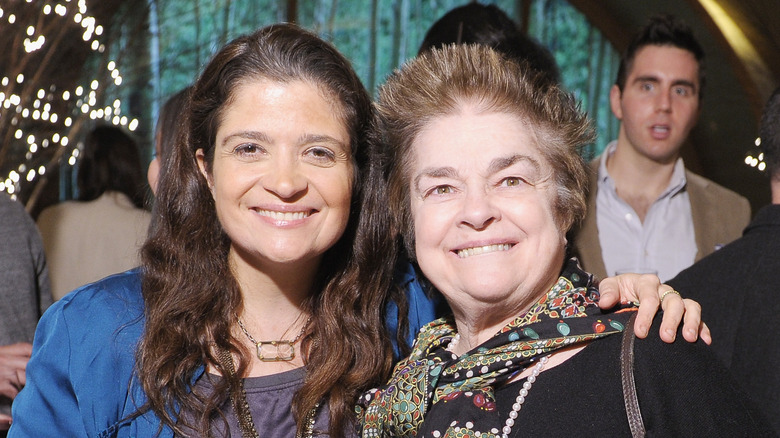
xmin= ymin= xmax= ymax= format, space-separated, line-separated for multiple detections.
xmin=359 ymin=45 xmax=771 ymax=437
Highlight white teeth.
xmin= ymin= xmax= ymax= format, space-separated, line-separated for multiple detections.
xmin=256 ymin=209 xmax=309 ymax=221
xmin=652 ymin=126 xmax=669 ymax=132
xmin=456 ymin=244 xmax=512 ymax=258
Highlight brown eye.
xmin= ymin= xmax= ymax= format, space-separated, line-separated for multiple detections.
xmin=501 ymin=176 xmax=528 ymax=187
xmin=435 ymin=186 xmax=452 ymax=195
xmin=306 ymin=147 xmax=335 ymax=160
xmin=234 ymin=143 xmax=264 ymax=158
xmin=303 ymin=147 xmax=338 ymax=167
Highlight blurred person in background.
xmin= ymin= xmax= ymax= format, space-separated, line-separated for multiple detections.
xmin=147 ymin=87 xmax=191 ymax=195
xmin=0 ymin=193 xmax=51 ymax=432
xmin=37 ymin=125 xmax=151 ymax=299
xmin=668 ymin=86 xmax=780 ymax=434
xmin=573 ymin=15 xmax=750 ymax=282
xmin=418 ymin=2 xmax=560 ymax=87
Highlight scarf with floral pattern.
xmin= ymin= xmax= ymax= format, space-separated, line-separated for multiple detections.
xmin=358 ymin=258 xmax=636 ymax=437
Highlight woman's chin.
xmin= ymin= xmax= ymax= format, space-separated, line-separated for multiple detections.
xmin=444 ymin=281 xmax=534 ymax=308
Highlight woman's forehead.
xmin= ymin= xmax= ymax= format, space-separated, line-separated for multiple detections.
xmin=411 ymin=111 xmax=542 ymax=161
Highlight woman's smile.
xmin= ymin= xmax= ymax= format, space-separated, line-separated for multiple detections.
xmin=453 ymin=243 xmax=514 ymax=258
xmin=251 ymin=207 xmax=316 ymax=223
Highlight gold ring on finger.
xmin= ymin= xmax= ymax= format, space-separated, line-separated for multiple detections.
xmin=660 ymin=288 xmax=681 ymax=303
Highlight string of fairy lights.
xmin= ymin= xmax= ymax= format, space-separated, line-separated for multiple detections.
xmin=745 ymin=137 xmax=766 ymax=172
xmin=0 ymin=0 xmax=139 ymax=200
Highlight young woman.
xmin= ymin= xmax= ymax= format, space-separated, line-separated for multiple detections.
xmin=11 ymin=24 xmax=392 ymax=437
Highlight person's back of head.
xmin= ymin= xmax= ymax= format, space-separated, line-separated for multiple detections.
xmin=155 ymin=87 xmax=191 ymax=166
xmin=615 ymin=14 xmax=705 ymax=99
xmin=760 ymin=87 xmax=780 ymax=182
xmin=148 ymin=87 xmax=191 ymax=195
xmin=77 ymin=125 xmax=145 ymax=208
xmin=418 ymin=3 xmax=560 ymax=87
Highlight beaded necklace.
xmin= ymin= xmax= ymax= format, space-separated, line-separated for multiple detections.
xmin=501 ymin=355 xmax=550 ymax=438
xmin=446 ymin=333 xmax=551 ymax=438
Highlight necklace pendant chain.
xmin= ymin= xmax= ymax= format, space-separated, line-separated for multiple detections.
xmin=237 ymin=315 xmax=311 ymax=362
xmin=256 ymin=340 xmax=295 ymax=362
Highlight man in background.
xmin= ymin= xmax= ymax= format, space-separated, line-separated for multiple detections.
xmin=668 ymin=87 xmax=780 ymax=434
xmin=0 ymin=194 xmax=52 ymax=431
xmin=574 ymin=15 xmax=749 ymax=281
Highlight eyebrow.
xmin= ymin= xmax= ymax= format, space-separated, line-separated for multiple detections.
xmin=413 ymin=166 xmax=458 ymax=193
xmin=298 ymin=133 xmax=348 ymax=150
xmin=634 ymin=75 xmax=659 ymax=82
xmin=220 ymin=131 xmax=272 ymax=148
xmin=487 ymin=154 xmax=540 ymax=175
xmin=671 ymin=79 xmax=697 ymax=93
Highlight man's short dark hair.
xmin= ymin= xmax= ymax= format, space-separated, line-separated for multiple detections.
xmin=615 ymin=14 xmax=705 ymax=99
xmin=760 ymin=87 xmax=780 ymax=179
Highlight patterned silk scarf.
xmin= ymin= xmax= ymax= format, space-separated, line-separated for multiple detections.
xmin=358 ymin=258 xmax=636 ymax=438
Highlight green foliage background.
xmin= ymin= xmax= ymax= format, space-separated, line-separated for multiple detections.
xmin=117 ymin=0 xmax=619 ymax=161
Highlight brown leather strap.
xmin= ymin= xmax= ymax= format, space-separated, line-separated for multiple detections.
xmin=621 ymin=312 xmax=645 ymax=437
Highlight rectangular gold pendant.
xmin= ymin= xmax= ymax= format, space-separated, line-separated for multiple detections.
xmin=256 ymin=340 xmax=295 ymax=362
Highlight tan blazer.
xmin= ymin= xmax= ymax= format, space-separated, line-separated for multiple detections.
xmin=573 ymin=159 xmax=751 ymax=280
xmin=37 ymin=192 xmax=151 ymax=300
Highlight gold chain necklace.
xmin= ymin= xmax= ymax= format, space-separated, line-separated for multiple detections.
xmin=237 ymin=315 xmax=311 ymax=362
xmin=215 ymin=347 xmax=319 ymax=438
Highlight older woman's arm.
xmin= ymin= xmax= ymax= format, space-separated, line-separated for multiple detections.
xmin=597 ymin=274 xmax=711 ymax=344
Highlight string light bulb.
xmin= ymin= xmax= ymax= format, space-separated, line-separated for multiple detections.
xmin=1 ymin=1 xmax=139 ymax=195
xmin=744 ymin=137 xmax=766 ymax=173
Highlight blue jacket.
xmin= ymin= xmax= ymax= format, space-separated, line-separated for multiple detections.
xmin=387 ymin=261 xmax=443 ymax=357
xmin=9 ymin=266 xmax=437 ymax=437
xmin=9 ymin=270 xmax=180 ymax=437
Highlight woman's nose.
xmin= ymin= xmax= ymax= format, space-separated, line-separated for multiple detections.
xmin=458 ymin=190 xmax=499 ymax=230
xmin=263 ymin=157 xmax=307 ymax=199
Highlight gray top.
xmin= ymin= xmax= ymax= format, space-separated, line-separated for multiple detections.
xmin=188 ymin=367 xmax=342 ymax=437
xmin=0 ymin=194 xmax=52 ymax=415
xmin=0 ymin=194 xmax=52 ymax=345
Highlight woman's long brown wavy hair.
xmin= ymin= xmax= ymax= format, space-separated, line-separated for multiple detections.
xmin=139 ymin=24 xmax=400 ymax=436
